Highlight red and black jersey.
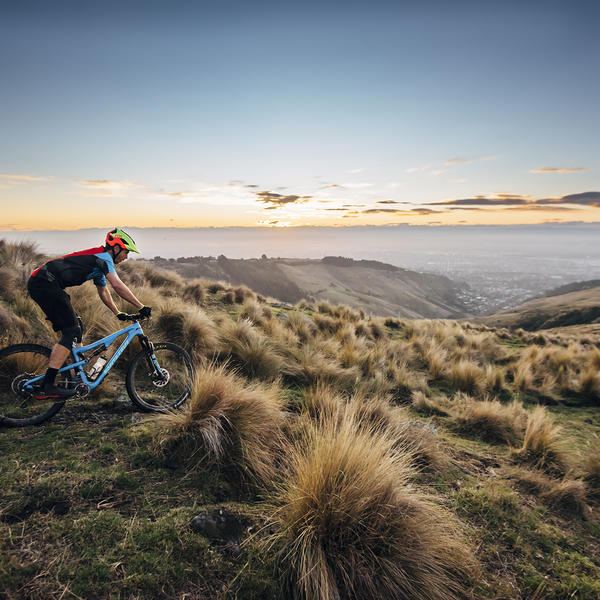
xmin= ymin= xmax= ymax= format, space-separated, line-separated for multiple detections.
xmin=30 ymin=247 xmax=117 ymax=288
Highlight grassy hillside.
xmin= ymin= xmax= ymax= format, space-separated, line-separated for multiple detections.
xmin=146 ymin=254 xmax=469 ymax=319
xmin=1 ymin=240 xmax=599 ymax=600
xmin=479 ymin=285 xmax=600 ymax=332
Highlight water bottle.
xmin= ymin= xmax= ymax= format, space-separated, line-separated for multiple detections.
xmin=88 ymin=355 xmax=107 ymax=380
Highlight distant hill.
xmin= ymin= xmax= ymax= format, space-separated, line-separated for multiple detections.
xmin=479 ymin=284 xmax=600 ymax=330
xmin=145 ymin=255 xmax=469 ymax=319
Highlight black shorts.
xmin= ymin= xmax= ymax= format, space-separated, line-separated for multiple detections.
xmin=27 ymin=276 xmax=78 ymax=333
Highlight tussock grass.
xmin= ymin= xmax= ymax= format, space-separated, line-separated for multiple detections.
xmin=289 ymin=344 xmax=361 ymax=393
xmin=220 ymin=317 xmax=287 ymax=380
xmin=182 ymin=279 xmax=207 ymax=305
xmin=451 ymin=395 xmax=527 ymax=444
xmin=411 ymin=390 xmax=452 ymax=416
xmin=285 ymin=310 xmax=318 ymax=342
xmin=448 ymin=359 xmax=486 ymax=394
xmin=154 ymin=299 xmax=220 ymax=358
xmin=512 ymin=406 xmax=572 ymax=474
xmin=583 ymin=436 xmax=600 ymax=500
xmin=268 ymin=411 xmax=476 ymax=600
xmin=507 ymin=468 xmax=589 ymax=515
xmin=152 ymin=363 xmax=287 ymax=483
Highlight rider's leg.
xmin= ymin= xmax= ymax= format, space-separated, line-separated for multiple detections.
xmin=27 ymin=278 xmax=79 ymax=397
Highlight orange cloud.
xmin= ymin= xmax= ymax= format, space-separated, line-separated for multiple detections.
xmin=530 ymin=167 xmax=587 ymax=173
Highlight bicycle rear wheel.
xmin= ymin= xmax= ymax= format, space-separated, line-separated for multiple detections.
xmin=0 ymin=344 xmax=71 ymax=427
xmin=126 ymin=342 xmax=193 ymax=412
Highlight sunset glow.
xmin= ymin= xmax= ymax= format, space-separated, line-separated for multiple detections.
xmin=0 ymin=2 xmax=597 ymax=231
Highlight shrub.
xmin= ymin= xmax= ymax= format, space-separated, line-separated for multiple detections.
xmin=268 ymin=411 xmax=476 ymax=600
xmin=152 ymin=363 xmax=286 ymax=484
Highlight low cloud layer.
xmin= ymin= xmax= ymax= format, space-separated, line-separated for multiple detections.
xmin=530 ymin=167 xmax=587 ymax=173
xmin=429 ymin=191 xmax=600 ymax=209
xmin=255 ymin=190 xmax=312 ymax=207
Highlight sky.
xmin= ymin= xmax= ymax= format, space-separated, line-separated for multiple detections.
xmin=1 ymin=0 xmax=599 ymax=230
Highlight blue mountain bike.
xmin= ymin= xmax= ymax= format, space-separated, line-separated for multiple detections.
xmin=0 ymin=313 xmax=193 ymax=427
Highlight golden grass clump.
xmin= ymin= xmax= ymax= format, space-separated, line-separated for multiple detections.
xmin=511 ymin=406 xmax=572 ymax=474
xmin=506 ymin=468 xmax=589 ymax=515
xmin=152 ymin=363 xmax=286 ymax=483
xmin=448 ymin=359 xmax=486 ymax=394
xmin=153 ymin=299 xmax=220 ymax=358
xmin=411 ymin=390 xmax=452 ymax=416
xmin=238 ymin=297 xmax=272 ymax=326
xmin=582 ymin=436 xmax=600 ymax=500
xmin=285 ymin=310 xmax=318 ymax=342
xmin=142 ymin=264 xmax=185 ymax=289
xmin=219 ymin=317 xmax=287 ymax=380
xmin=182 ymin=279 xmax=207 ymax=305
xmin=268 ymin=410 xmax=476 ymax=600
xmin=289 ymin=343 xmax=361 ymax=393
xmin=578 ymin=364 xmax=600 ymax=398
xmin=316 ymin=300 xmax=335 ymax=315
xmin=313 ymin=313 xmax=343 ymax=335
xmin=423 ymin=341 xmax=449 ymax=379
xmin=451 ymin=395 xmax=527 ymax=444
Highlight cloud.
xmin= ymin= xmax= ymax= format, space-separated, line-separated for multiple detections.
xmin=530 ymin=167 xmax=587 ymax=173
xmin=429 ymin=191 xmax=600 ymax=208
xmin=324 ymin=207 xmax=350 ymax=211
xmin=376 ymin=200 xmax=401 ymax=204
xmin=0 ymin=173 xmax=53 ymax=182
xmin=78 ymin=179 xmax=139 ymax=189
xmin=255 ymin=190 xmax=312 ymax=207
xmin=362 ymin=208 xmax=439 ymax=216
xmin=560 ymin=192 xmax=600 ymax=206
xmin=346 ymin=168 xmax=365 ymax=174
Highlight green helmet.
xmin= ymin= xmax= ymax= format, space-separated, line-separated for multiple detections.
xmin=105 ymin=228 xmax=140 ymax=253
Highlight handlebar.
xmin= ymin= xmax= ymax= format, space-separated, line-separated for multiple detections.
xmin=121 ymin=313 xmax=151 ymax=322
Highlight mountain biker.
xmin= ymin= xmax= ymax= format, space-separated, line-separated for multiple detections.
xmin=27 ymin=228 xmax=152 ymax=399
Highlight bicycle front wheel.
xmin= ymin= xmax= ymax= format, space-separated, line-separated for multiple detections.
xmin=0 ymin=344 xmax=70 ymax=427
xmin=126 ymin=342 xmax=193 ymax=412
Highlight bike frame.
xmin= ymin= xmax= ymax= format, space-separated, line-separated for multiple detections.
xmin=24 ymin=321 xmax=161 ymax=391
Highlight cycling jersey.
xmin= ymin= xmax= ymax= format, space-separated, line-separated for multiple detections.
xmin=30 ymin=246 xmax=116 ymax=288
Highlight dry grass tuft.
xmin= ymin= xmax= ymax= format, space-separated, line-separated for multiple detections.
xmin=151 ymin=363 xmax=287 ymax=483
xmin=153 ymin=300 xmax=220 ymax=358
xmin=268 ymin=411 xmax=476 ymax=600
xmin=507 ymin=468 xmax=589 ymax=515
xmin=451 ymin=396 xmax=527 ymax=444
xmin=182 ymin=279 xmax=207 ymax=305
xmin=583 ymin=436 xmax=600 ymax=500
xmin=511 ymin=406 xmax=572 ymax=474
xmin=411 ymin=391 xmax=452 ymax=416
xmin=220 ymin=318 xmax=287 ymax=380
xmin=448 ymin=359 xmax=486 ymax=395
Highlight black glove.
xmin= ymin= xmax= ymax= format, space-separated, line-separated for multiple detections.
xmin=139 ymin=306 xmax=152 ymax=319
xmin=116 ymin=312 xmax=128 ymax=321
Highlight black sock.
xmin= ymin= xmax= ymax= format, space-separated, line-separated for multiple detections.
xmin=43 ymin=368 xmax=59 ymax=387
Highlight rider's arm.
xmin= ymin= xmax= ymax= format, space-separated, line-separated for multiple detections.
xmin=106 ymin=272 xmax=144 ymax=310
xmin=96 ymin=284 xmax=120 ymax=315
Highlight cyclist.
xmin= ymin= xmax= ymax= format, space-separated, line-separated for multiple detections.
xmin=27 ymin=228 xmax=152 ymax=399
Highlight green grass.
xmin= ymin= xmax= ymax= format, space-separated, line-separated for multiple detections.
xmin=0 ymin=417 xmax=278 ymax=600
